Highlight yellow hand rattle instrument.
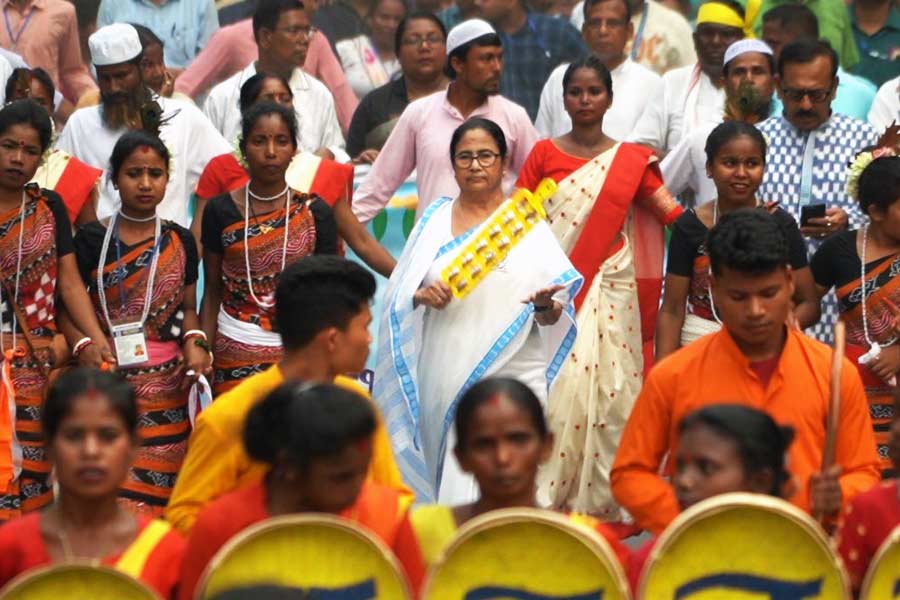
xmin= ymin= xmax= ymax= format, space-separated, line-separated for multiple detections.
xmin=441 ymin=178 xmax=558 ymax=299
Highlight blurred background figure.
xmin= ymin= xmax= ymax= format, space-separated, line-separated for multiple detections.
xmin=337 ymin=0 xmax=407 ymax=100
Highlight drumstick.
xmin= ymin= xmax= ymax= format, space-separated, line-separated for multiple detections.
xmin=815 ymin=319 xmax=846 ymax=524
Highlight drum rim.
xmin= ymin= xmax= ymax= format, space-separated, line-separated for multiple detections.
xmin=637 ymin=492 xmax=851 ymax=599
xmin=859 ymin=520 xmax=900 ymax=598
xmin=421 ymin=506 xmax=630 ymax=598
xmin=195 ymin=512 xmax=412 ymax=600
xmin=0 ymin=562 xmax=161 ymax=600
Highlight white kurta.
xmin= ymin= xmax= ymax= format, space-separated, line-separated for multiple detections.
xmin=660 ymin=122 xmax=718 ymax=205
xmin=202 ymin=62 xmax=347 ymax=161
xmin=868 ymin=75 xmax=900 ymax=133
xmin=534 ymin=58 xmax=662 ymax=140
xmin=628 ymin=64 xmax=725 ymax=154
xmin=55 ymin=96 xmax=232 ymax=227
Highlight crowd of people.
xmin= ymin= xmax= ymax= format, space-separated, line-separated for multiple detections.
xmin=0 ymin=0 xmax=898 ymax=596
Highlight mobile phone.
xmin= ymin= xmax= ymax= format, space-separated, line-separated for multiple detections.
xmin=800 ymin=203 xmax=826 ymax=226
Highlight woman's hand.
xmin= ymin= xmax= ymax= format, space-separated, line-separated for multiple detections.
xmin=353 ymin=149 xmax=380 ymax=164
xmin=78 ymin=340 xmax=116 ymax=371
xmin=868 ymin=344 xmax=900 ymax=384
xmin=414 ymin=282 xmax=452 ymax=310
xmin=181 ymin=341 xmax=212 ymax=389
xmin=525 ymin=284 xmax=565 ymax=326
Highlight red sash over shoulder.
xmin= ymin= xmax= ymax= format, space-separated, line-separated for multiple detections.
xmin=566 ymin=144 xmax=672 ymax=369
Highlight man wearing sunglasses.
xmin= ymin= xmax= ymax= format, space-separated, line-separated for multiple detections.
xmin=756 ymin=38 xmax=878 ymax=342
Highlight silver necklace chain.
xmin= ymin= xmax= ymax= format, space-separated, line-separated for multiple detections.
xmin=244 ymin=182 xmax=291 ymax=309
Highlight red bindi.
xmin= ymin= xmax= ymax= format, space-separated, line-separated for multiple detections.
xmin=487 ymin=393 xmax=503 ymax=407
xmin=140 ymin=145 xmax=151 ymax=154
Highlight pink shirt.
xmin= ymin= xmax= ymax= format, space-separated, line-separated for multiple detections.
xmin=351 ymin=89 xmax=539 ymax=223
xmin=174 ymin=18 xmax=358 ymax=133
xmin=0 ymin=0 xmax=96 ymax=102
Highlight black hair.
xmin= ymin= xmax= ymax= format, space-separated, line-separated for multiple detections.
xmin=253 ymin=0 xmax=305 ymax=40
xmin=679 ymin=404 xmax=794 ymax=497
xmin=367 ymin=0 xmax=409 ymax=19
xmin=42 ymin=368 xmax=138 ymax=441
xmin=238 ymin=72 xmax=293 ymax=114
xmin=582 ymin=0 xmax=632 ymax=25
xmin=723 ymin=50 xmax=775 ymax=77
xmin=445 ymin=31 xmax=502 ymax=79
xmin=274 ymin=255 xmax=376 ymax=351
xmin=5 ymin=68 xmax=55 ymax=106
xmin=449 ymin=117 xmax=508 ymax=162
xmin=454 ymin=378 xmax=548 ymax=451
xmin=0 ymin=99 xmax=53 ymax=152
xmin=762 ymin=4 xmax=818 ymax=40
xmin=562 ymin=54 xmax=614 ymax=100
xmin=239 ymin=100 xmax=299 ymax=153
xmin=858 ymin=155 xmax=900 ymax=216
xmin=130 ymin=23 xmax=164 ymax=50
xmin=707 ymin=209 xmax=789 ymax=276
xmin=244 ymin=382 xmax=376 ymax=469
xmin=704 ymin=121 xmax=767 ymax=166
xmin=777 ymin=38 xmax=838 ymax=80
xmin=109 ymin=130 xmax=170 ymax=182
xmin=394 ymin=10 xmax=447 ymax=55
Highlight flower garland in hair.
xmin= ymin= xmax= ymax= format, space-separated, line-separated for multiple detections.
xmin=847 ymin=147 xmax=897 ymax=202
xmin=846 ymin=123 xmax=900 ymax=202
xmin=232 ymin=135 xmax=248 ymax=170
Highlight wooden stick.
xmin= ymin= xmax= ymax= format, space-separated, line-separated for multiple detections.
xmin=815 ymin=319 xmax=846 ymax=524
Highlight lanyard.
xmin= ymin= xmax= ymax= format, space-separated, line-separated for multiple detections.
xmin=97 ymin=213 xmax=162 ymax=332
xmin=527 ymin=16 xmax=551 ymax=60
xmin=3 ymin=4 xmax=36 ymax=49
xmin=799 ymin=130 xmax=818 ymax=206
xmin=630 ymin=2 xmax=650 ymax=61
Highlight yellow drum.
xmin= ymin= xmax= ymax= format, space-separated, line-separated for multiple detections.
xmin=639 ymin=492 xmax=850 ymax=599
xmin=0 ymin=564 xmax=159 ymax=600
xmin=423 ymin=507 xmax=629 ymax=600
xmin=860 ymin=524 xmax=900 ymax=599
xmin=196 ymin=514 xmax=411 ymax=600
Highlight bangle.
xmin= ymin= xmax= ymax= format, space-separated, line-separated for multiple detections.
xmin=193 ymin=338 xmax=212 ymax=354
xmin=72 ymin=337 xmax=93 ymax=357
xmin=183 ymin=329 xmax=207 ymax=342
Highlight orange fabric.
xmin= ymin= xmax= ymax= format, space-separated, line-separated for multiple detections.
xmin=0 ymin=350 xmax=20 ymax=491
xmin=52 ymin=156 xmax=101 ymax=224
xmin=0 ymin=512 xmax=186 ymax=599
xmin=610 ymin=327 xmax=881 ymax=534
xmin=178 ymin=479 xmax=407 ymax=600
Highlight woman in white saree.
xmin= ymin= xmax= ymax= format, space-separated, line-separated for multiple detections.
xmin=374 ymin=118 xmax=582 ymax=503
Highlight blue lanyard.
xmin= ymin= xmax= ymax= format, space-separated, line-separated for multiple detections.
xmin=630 ymin=2 xmax=650 ymax=61
xmin=3 ymin=4 xmax=35 ymax=49
xmin=112 ymin=220 xmax=164 ymax=312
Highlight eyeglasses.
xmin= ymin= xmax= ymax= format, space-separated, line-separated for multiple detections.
xmin=276 ymin=25 xmax=317 ymax=41
xmin=454 ymin=150 xmax=500 ymax=169
xmin=400 ymin=33 xmax=444 ymax=47
xmin=781 ymin=86 xmax=833 ymax=103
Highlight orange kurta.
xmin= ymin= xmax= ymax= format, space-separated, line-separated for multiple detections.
xmin=0 ymin=512 xmax=185 ymax=599
xmin=178 ymin=479 xmax=407 ymax=600
xmin=610 ymin=327 xmax=881 ymax=534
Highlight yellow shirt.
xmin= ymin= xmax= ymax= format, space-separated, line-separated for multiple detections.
xmin=165 ymin=365 xmax=412 ymax=534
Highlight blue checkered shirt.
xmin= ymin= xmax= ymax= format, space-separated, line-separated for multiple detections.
xmin=757 ymin=113 xmax=879 ymax=341
xmin=498 ymin=13 xmax=587 ymax=121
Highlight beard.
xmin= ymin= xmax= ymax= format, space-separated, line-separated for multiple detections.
xmin=100 ymin=85 xmax=154 ymax=130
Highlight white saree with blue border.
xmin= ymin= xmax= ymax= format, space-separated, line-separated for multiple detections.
xmin=373 ymin=197 xmax=583 ymax=503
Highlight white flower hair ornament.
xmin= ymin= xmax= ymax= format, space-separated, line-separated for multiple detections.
xmin=846 ymin=122 xmax=900 ymax=203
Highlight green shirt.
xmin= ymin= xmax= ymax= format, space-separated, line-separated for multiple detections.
xmin=755 ymin=0 xmax=860 ymax=69
xmin=849 ymin=4 xmax=900 ymax=87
